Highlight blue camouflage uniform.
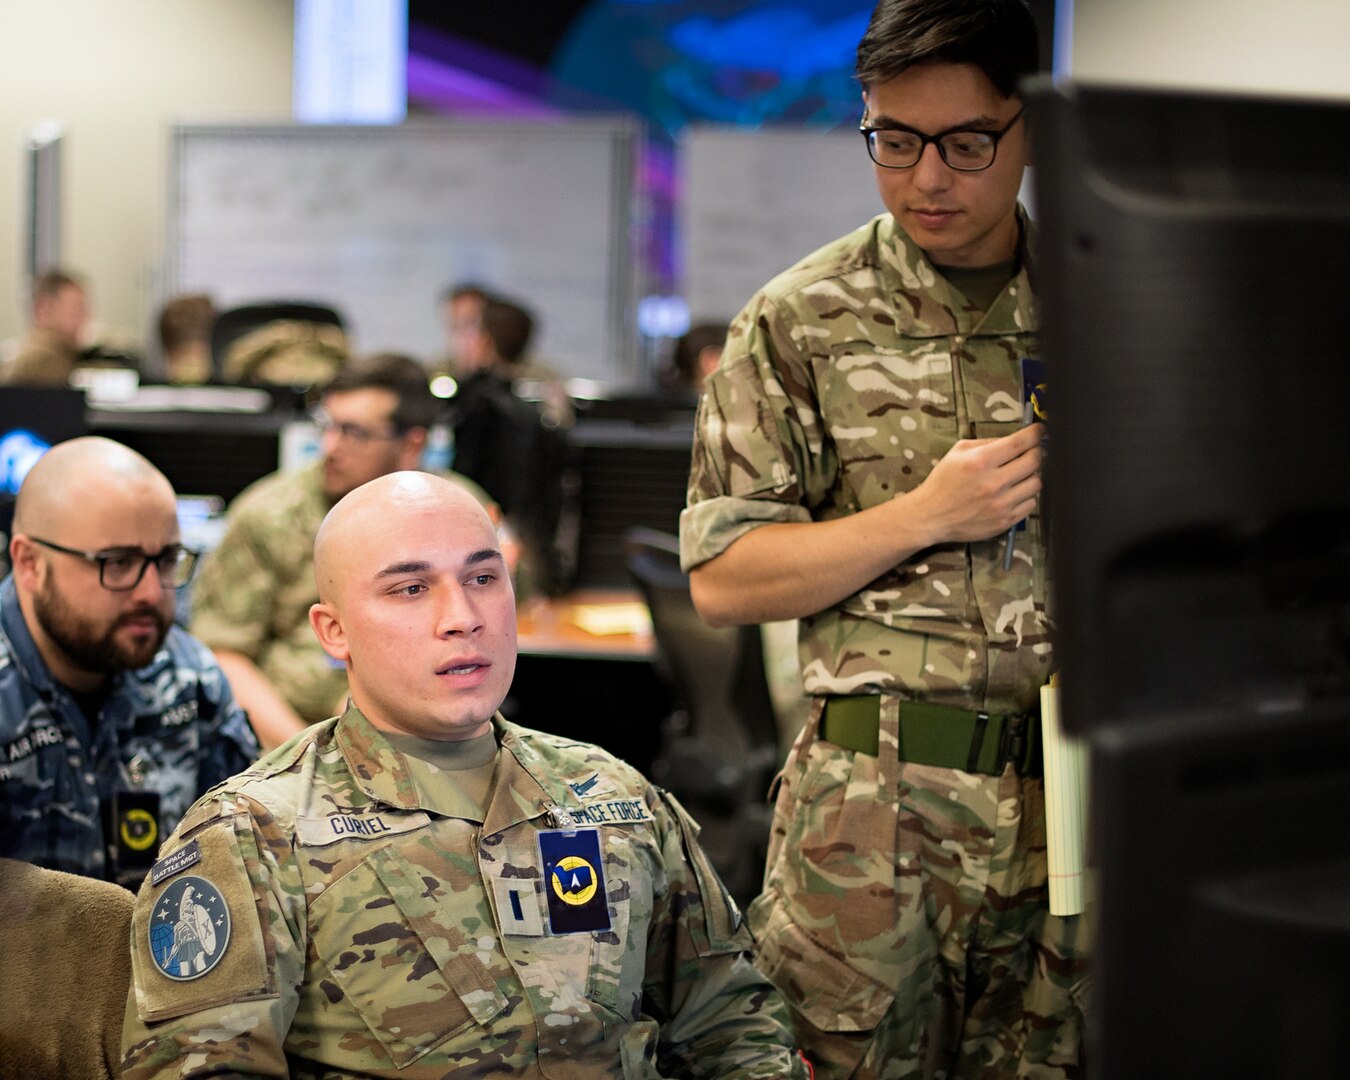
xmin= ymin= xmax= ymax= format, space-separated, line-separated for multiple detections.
xmin=0 ymin=575 xmax=259 ymax=886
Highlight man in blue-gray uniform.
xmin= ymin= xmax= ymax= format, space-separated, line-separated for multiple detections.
xmin=0 ymin=436 xmax=258 ymax=887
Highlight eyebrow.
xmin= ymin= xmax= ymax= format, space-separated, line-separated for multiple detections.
xmin=868 ymin=112 xmax=1002 ymax=130
xmin=374 ymin=548 xmax=502 ymax=578
xmin=376 ymin=560 xmax=433 ymax=578
xmin=465 ymin=548 xmax=503 ymax=568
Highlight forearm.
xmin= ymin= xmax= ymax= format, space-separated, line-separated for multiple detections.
xmin=689 ymin=424 xmax=1046 ymax=628
xmin=213 ymin=650 xmax=308 ymax=752
xmin=689 ymin=492 xmax=936 ymax=627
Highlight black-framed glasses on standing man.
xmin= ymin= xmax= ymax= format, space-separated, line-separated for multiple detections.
xmin=27 ymin=537 xmax=198 ymax=590
xmin=860 ymin=105 xmax=1026 ymax=172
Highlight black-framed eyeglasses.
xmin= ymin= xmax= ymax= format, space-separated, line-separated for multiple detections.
xmin=28 ymin=537 xmax=198 ymax=591
xmin=860 ymin=105 xmax=1026 ymax=172
xmin=310 ymin=407 xmax=405 ymax=445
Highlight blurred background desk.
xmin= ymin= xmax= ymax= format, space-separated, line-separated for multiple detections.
xmin=516 ymin=588 xmax=654 ymax=661
xmin=507 ymin=588 xmax=670 ymax=777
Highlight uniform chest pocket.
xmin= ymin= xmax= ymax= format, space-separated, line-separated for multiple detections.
xmin=308 ymin=844 xmax=511 ymax=1068
xmin=821 ymin=340 xmax=957 ymax=509
xmin=496 ymin=828 xmax=645 ymax=1021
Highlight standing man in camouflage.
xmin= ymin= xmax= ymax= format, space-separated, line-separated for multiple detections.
xmin=681 ymin=2 xmax=1089 ymax=1076
xmin=123 ymin=471 xmax=807 ymax=1079
xmin=0 ymin=437 xmax=258 ymax=887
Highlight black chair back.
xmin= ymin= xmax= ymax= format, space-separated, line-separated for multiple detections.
xmin=623 ymin=527 xmax=779 ymax=906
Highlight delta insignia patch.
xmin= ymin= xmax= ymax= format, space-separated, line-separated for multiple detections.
xmin=148 ymin=875 xmax=231 ymax=981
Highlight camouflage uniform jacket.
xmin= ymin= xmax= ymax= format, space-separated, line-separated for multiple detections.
xmin=682 ymin=210 xmax=1050 ymax=714
xmin=0 ymin=575 xmax=259 ymax=883
xmin=4 ymin=326 xmax=81 ymax=386
xmin=122 ymin=707 xmax=807 ymax=1079
xmin=190 ymin=460 xmax=343 ymax=726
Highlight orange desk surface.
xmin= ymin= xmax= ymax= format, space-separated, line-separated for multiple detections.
xmin=516 ymin=588 xmax=655 ymax=662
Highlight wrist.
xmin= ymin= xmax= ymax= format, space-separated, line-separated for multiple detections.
xmin=887 ymin=484 xmax=941 ymax=554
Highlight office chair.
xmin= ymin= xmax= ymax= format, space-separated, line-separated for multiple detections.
xmin=209 ymin=301 xmax=346 ymax=386
xmin=623 ymin=527 xmax=780 ymax=906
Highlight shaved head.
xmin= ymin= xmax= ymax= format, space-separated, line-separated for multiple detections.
xmin=9 ymin=437 xmax=182 ymax=693
xmin=314 ymin=472 xmax=496 ymax=607
xmin=14 ymin=437 xmax=174 ymax=538
xmin=308 ymin=470 xmax=515 ymax=740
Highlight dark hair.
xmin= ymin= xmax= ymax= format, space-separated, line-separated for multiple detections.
xmin=856 ymin=0 xmax=1039 ymax=98
xmin=31 ymin=268 xmax=84 ymax=305
xmin=480 ymin=299 xmax=535 ymax=365
xmin=672 ymin=323 xmax=727 ymax=387
xmin=157 ymin=294 xmax=215 ymax=354
xmin=325 ymin=352 xmax=440 ymax=430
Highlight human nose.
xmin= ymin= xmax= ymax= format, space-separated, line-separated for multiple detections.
xmin=130 ymin=558 xmax=168 ymax=601
xmin=912 ymin=140 xmax=952 ymax=193
xmin=435 ymin=586 xmax=483 ymax=637
xmin=320 ymin=423 xmax=344 ymax=455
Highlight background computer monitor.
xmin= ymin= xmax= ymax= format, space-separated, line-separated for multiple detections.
xmin=0 ymin=387 xmax=87 ymax=494
xmin=1029 ymin=80 xmax=1350 ymax=1078
xmin=0 ymin=387 xmax=88 ymax=574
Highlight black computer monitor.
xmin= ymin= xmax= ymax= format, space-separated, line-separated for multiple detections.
xmin=1029 ymin=80 xmax=1350 ymax=1078
xmin=0 ymin=387 xmax=88 ymax=569
xmin=0 ymin=386 xmax=87 ymax=494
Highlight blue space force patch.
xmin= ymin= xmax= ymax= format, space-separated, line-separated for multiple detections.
xmin=148 ymin=875 xmax=231 ymax=980
xmin=538 ymin=826 xmax=611 ymax=935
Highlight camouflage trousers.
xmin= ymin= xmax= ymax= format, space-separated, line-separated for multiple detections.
xmin=749 ymin=695 xmax=1091 ymax=1079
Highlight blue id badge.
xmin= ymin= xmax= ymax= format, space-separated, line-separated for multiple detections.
xmin=1021 ymin=357 xmax=1047 ymax=425
xmin=537 ymin=826 xmax=611 ymax=935
xmin=1003 ymin=356 xmax=1047 ymax=569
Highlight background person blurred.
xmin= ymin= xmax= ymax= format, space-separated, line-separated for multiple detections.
xmin=661 ymin=320 xmax=727 ymax=400
xmin=0 ymin=437 xmax=258 ymax=886
xmin=156 ymin=293 xmax=216 ymax=384
xmin=666 ymin=321 xmax=729 ymax=396
xmin=436 ymin=281 xmax=491 ymax=377
xmin=4 ymin=268 xmax=90 ymax=386
xmin=449 ymin=299 xmax=577 ymax=596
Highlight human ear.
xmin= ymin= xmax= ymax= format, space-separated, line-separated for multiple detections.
xmin=9 ymin=535 xmax=42 ymax=592
xmin=309 ymin=602 xmax=351 ymax=664
xmin=398 ymin=427 xmax=428 ymax=471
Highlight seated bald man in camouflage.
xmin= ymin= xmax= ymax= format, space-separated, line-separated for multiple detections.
xmin=123 ymin=471 xmax=806 ymax=1078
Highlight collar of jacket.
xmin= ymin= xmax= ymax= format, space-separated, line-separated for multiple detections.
xmin=334 ymin=704 xmax=554 ymax=838
xmin=875 ymin=205 xmax=1039 ymax=340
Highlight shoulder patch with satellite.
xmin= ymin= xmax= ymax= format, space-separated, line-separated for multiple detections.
xmin=147 ymin=875 xmax=231 ymax=981
xmin=538 ymin=827 xmax=611 ymax=935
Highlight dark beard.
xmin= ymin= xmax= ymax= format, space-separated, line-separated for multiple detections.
xmin=33 ymin=581 xmax=170 ymax=676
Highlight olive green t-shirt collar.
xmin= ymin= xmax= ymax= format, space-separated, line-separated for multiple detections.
xmin=933 ymin=259 xmax=1019 ymax=315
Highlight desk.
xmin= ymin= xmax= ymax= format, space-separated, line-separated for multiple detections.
xmin=508 ymin=589 xmax=667 ymax=775
xmin=517 ymin=589 xmax=655 ymax=662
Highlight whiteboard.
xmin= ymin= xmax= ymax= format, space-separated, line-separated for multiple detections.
xmin=681 ymin=126 xmax=884 ymax=323
xmin=167 ymin=120 xmax=638 ymax=382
